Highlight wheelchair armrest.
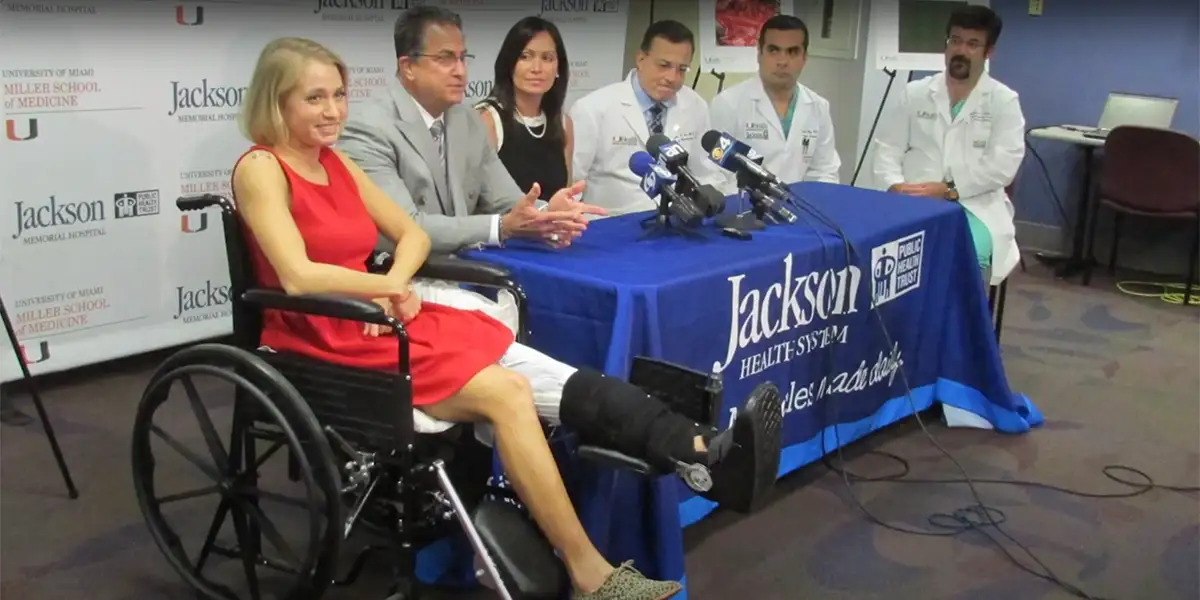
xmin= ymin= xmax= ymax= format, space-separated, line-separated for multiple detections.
xmin=576 ymin=445 xmax=654 ymax=476
xmin=176 ymin=193 xmax=233 ymax=213
xmin=420 ymin=255 xmax=514 ymax=288
xmin=241 ymin=288 xmax=394 ymax=326
xmin=366 ymin=250 xmax=514 ymax=288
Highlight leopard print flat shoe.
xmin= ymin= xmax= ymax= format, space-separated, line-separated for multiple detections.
xmin=571 ymin=561 xmax=683 ymax=600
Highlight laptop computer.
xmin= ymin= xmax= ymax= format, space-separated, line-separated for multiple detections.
xmin=1081 ymin=92 xmax=1179 ymax=138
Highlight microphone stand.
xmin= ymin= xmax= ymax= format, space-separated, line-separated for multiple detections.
xmin=850 ymin=68 xmax=913 ymax=187
xmin=715 ymin=172 xmax=768 ymax=232
xmin=638 ymin=186 xmax=705 ymax=242
xmin=0 ymin=293 xmax=80 ymax=499
xmin=746 ymin=188 xmax=781 ymax=223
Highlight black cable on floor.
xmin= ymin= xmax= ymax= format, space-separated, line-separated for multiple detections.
xmin=779 ymin=190 xmax=1197 ymax=600
xmin=1022 ymin=127 xmax=1072 ymax=226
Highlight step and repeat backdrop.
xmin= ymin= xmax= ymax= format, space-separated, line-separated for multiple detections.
xmin=0 ymin=0 xmax=629 ymax=383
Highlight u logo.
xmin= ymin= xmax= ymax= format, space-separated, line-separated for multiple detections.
xmin=175 ymin=5 xmax=204 ymax=26
xmin=19 ymin=341 xmax=50 ymax=365
xmin=4 ymin=119 xmax=39 ymax=142
xmin=180 ymin=213 xmax=209 ymax=233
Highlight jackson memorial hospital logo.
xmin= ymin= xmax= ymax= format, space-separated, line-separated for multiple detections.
xmin=169 ymin=80 xmax=246 ymax=123
xmin=540 ymin=0 xmax=620 ymax=13
xmin=12 ymin=189 xmax=159 ymax=245
xmin=313 ymin=0 xmax=411 ymax=22
xmin=174 ymin=279 xmax=232 ymax=323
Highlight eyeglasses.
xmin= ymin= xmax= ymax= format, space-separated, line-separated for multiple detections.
xmin=648 ymin=56 xmax=690 ymax=75
xmin=412 ymin=52 xmax=474 ymax=67
xmin=946 ymin=36 xmax=986 ymax=51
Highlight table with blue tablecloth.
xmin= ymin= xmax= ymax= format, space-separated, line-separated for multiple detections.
xmin=418 ymin=181 xmax=1043 ymax=597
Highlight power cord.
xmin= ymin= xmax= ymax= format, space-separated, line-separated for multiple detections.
xmin=778 ymin=190 xmax=1198 ymax=600
xmin=1022 ymin=127 xmax=1072 ymax=227
xmin=1115 ymin=281 xmax=1200 ymax=306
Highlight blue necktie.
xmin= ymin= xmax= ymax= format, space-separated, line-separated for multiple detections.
xmin=648 ymin=103 xmax=665 ymax=135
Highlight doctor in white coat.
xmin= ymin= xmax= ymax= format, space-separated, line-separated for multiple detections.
xmin=873 ymin=5 xmax=1024 ymax=286
xmin=710 ymin=15 xmax=841 ymax=185
xmin=569 ymin=20 xmax=731 ymax=216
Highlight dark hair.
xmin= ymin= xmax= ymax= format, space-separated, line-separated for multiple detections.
xmin=394 ymin=6 xmax=463 ymax=59
xmin=758 ymin=15 xmax=809 ymax=52
xmin=946 ymin=5 xmax=1003 ymax=48
xmin=483 ymin=16 xmax=569 ymax=143
xmin=639 ymin=19 xmax=695 ymax=54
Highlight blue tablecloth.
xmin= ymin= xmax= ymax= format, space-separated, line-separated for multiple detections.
xmin=420 ymin=182 xmax=1043 ymax=597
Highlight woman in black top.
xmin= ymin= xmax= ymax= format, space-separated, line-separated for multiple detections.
xmin=476 ymin=17 xmax=573 ymax=200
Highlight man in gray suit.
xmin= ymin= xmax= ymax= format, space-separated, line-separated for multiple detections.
xmin=338 ymin=6 xmax=604 ymax=255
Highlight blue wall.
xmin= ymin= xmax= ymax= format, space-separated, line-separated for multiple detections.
xmin=988 ymin=0 xmax=1199 ymax=228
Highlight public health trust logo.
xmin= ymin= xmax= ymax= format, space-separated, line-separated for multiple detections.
xmin=870 ymin=230 xmax=925 ymax=307
xmin=114 ymin=190 xmax=161 ymax=219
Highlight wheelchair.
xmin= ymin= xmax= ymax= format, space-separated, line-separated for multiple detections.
xmin=131 ymin=194 xmax=725 ymax=600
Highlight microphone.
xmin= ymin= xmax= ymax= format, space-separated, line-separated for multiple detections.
xmin=645 ymin=134 xmax=724 ymax=217
xmin=700 ymin=130 xmax=791 ymax=198
xmin=628 ymin=151 xmax=703 ymax=226
xmin=701 ymin=130 xmax=796 ymax=224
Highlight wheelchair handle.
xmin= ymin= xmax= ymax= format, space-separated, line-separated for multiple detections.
xmin=176 ymin=194 xmax=232 ymax=212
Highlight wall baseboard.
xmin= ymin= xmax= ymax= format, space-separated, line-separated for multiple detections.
xmin=1016 ymin=219 xmax=1197 ymax=280
xmin=1015 ymin=220 xmax=1067 ymax=255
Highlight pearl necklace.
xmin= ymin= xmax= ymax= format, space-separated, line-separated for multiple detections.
xmin=516 ymin=111 xmax=547 ymax=139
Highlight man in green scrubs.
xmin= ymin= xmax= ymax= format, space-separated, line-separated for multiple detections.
xmin=875 ymin=6 xmax=1020 ymax=278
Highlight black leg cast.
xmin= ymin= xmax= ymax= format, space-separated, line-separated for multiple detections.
xmin=560 ymin=368 xmax=702 ymax=474
xmin=560 ymin=368 xmax=784 ymax=514
xmin=697 ymin=382 xmax=783 ymax=514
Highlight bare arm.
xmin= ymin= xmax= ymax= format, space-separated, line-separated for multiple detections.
xmin=332 ymin=149 xmax=431 ymax=285
xmin=231 ymin=150 xmax=408 ymax=299
xmin=478 ymin=107 xmax=499 ymax=149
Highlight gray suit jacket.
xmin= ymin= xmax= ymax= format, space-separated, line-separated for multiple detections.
xmin=338 ymin=79 xmax=524 ymax=253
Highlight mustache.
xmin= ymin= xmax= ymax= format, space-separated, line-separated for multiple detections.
xmin=950 ymin=55 xmax=970 ymax=66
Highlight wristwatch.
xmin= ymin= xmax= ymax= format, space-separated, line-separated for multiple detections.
xmin=944 ymin=181 xmax=959 ymax=202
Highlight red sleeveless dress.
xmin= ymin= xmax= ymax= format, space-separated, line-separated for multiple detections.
xmin=238 ymin=145 xmax=515 ymax=406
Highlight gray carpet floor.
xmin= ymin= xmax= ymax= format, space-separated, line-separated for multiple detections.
xmin=1 ymin=263 xmax=1197 ymax=599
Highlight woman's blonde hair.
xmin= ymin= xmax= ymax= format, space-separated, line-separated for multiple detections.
xmin=239 ymin=37 xmax=348 ymax=146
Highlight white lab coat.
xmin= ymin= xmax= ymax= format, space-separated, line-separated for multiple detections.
xmin=709 ymin=77 xmax=841 ymax=185
xmin=569 ymin=70 xmax=733 ymax=216
xmin=872 ymin=72 xmax=1026 ymax=286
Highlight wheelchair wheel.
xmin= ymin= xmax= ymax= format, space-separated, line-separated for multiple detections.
xmin=131 ymin=343 xmax=343 ymax=600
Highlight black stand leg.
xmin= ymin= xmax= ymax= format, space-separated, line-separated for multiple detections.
xmin=1186 ymin=218 xmax=1199 ymax=308
xmin=0 ymin=295 xmax=79 ymax=499
xmin=0 ymin=390 xmax=33 ymax=426
xmin=1081 ymin=198 xmax=1101 ymax=287
xmin=1036 ymin=146 xmax=1096 ymax=278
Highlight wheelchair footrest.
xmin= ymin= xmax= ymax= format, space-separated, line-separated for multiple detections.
xmin=471 ymin=499 xmax=567 ymax=600
xmin=576 ymin=445 xmax=713 ymax=491
xmin=577 ymin=445 xmax=653 ymax=475
xmin=629 ymin=356 xmax=723 ymax=428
